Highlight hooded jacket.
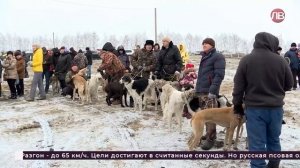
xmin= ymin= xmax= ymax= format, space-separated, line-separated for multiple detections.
xmin=32 ymin=48 xmax=43 ymax=72
xmin=99 ymin=42 xmax=125 ymax=76
xmin=178 ymin=44 xmax=190 ymax=65
xmin=232 ymin=32 xmax=293 ymax=107
xmin=55 ymin=52 xmax=72 ymax=80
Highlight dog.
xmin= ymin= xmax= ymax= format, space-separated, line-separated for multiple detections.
xmin=185 ymin=103 xmax=245 ymax=151
xmin=120 ymin=75 xmax=155 ymax=112
xmin=51 ymin=75 xmax=60 ymax=95
xmin=85 ymin=75 xmax=103 ymax=104
xmin=72 ymin=68 xmax=87 ymax=103
xmin=161 ymin=83 xmax=195 ymax=132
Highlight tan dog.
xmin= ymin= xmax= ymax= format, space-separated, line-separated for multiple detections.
xmin=72 ymin=68 xmax=87 ymax=103
xmin=186 ymin=105 xmax=245 ymax=151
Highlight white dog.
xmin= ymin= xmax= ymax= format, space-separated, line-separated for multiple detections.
xmin=162 ymin=83 xmax=195 ymax=132
xmin=85 ymin=75 xmax=103 ymax=104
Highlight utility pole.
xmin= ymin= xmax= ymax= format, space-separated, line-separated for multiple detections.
xmin=52 ymin=32 xmax=55 ymax=48
xmin=155 ymin=8 xmax=157 ymax=43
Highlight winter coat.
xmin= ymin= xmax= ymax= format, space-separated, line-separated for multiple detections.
xmin=284 ymin=49 xmax=299 ymax=70
xmin=131 ymin=48 xmax=156 ymax=79
xmin=43 ymin=53 xmax=54 ymax=72
xmin=85 ymin=50 xmax=93 ymax=65
xmin=99 ymin=51 xmax=125 ymax=77
xmin=180 ymin=69 xmax=197 ymax=86
xmin=32 ymin=48 xmax=43 ymax=72
xmin=2 ymin=56 xmax=17 ymax=80
xmin=232 ymin=32 xmax=293 ymax=107
xmin=153 ymin=50 xmax=160 ymax=59
xmin=156 ymin=41 xmax=183 ymax=79
xmin=73 ymin=53 xmax=88 ymax=70
xmin=178 ymin=44 xmax=190 ymax=65
xmin=118 ymin=53 xmax=130 ymax=70
xmin=16 ymin=57 xmax=25 ymax=79
xmin=55 ymin=52 xmax=72 ymax=80
xmin=195 ymin=48 xmax=225 ymax=95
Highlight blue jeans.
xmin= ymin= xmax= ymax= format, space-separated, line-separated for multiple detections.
xmin=87 ymin=65 xmax=92 ymax=78
xmin=246 ymin=107 xmax=283 ymax=168
xmin=43 ymin=71 xmax=53 ymax=93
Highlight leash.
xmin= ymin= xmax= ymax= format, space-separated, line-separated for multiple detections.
xmin=132 ymin=67 xmax=145 ymax=79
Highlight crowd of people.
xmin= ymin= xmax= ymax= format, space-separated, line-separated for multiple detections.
xmin=0 ymin=32 xmax=299 ymax=168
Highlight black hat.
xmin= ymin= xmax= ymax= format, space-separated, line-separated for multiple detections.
xmin=6 ymin=51 xmax=13 ymax=55
xmin=78 ymin=49 xmax=83 ymax=53
xmin=86 ymin=47 xmax=90 ymax=50
xmin=145 ymin=40 xmax=154 ymax=46
xmin=202 ymin=38 xmax=215 ymax=48
xmin=291 ymin=43 xmax=297 ymax=47
xmin=60 ymin=46 xmax=65 ymax=50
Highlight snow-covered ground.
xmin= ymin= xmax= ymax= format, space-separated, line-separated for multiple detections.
xmin=0 ymin=58 xmax=299 ymax=168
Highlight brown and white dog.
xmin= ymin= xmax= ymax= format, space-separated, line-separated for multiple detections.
xmin=185 ymin=102 xmax=245 ymax=151
xmin=72 ymin=68 xmax=87 ymax=103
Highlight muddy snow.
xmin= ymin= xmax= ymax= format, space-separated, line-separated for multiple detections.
xmin=0 ymin=58 xmax=299 ymax=168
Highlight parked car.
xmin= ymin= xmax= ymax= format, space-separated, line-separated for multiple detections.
xmin=125 ymin=49 xmax=134 ymax=56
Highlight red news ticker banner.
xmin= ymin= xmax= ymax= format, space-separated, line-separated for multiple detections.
xmin=23 ymin=151 xmax=300 ymax=160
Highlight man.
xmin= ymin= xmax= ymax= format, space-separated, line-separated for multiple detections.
xmin=55 ymin=46 xmax=72 ymax=91
xmin=85 ymin=47 xmax=93 ymax=79
xmin=233 ymin=32 xmax=293 ymax=168
xmin=73 ymin=49 xmax=88 ymax=70
xmin=297 ymin=49 xmax=300 ymax=88
xmin=178 ymin=43 xmax=190 ymax=66
xmin=27 ymin=44 xmax=46 ymax=101
xmin=284 ymin=42 xmax=299 ymax=90
xmin=195 ymin=37 xmax=226 ymax=150
xmin=155 ymin=37 xmax=183 ymax=81
xmin=97 ymin=42 xmax=125 ymax=82
xmin=62 ymin=66 xmax=86 ymax=98
xmin=131 ymin=40 xmax=156 ymax=79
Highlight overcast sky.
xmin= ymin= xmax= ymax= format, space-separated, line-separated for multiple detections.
xmin=1 ymin=0 xmax=299 ymax=42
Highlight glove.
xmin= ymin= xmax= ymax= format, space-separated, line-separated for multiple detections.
xmin=233 ymin=104 xmax=244 ymax=116
xmin=208 ymin=93 xmax=216 ymax=99
xmin=138 ymin=66 xmax=143 ymax=71
xmin=175 ymin=71 xmax=180 ymax=75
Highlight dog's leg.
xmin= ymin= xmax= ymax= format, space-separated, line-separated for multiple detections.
xmin=175 ymin=108 xmax=183 ymax=133
xmin=234 ymin=124 xmax=241 ymax=150
xmin=226 ymin=125 xmax=236 ymax=151
xmin=139 ymin=98 xmax=143 ymax=113
xmin=188 ymin=133 xmax=195 ymax=147
xmin=167 ymin=109 xmax=172 ymax=132
xmin=154 ymin=92 xmax=158 ymax=111
xmin=73 ymin=88 xmax=77 ymax=101
xmin=78 ymin=87 xmax=85 ymax=105
xmin=189 ymin=121 xmax=204 ymax=151
xmin=245 ymin=136 xmax=249 ymax=149
xmin=223 ymin=127 xmax=229 ymax=151
xmin=239 ymin=124 xmax=244 ymax=138
xmin=124 ymin=91 xmax=129 ymax=107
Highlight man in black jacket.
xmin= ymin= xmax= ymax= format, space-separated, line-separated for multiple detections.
xmin=55 ymin=46 xmax=72 ymax=90
xmin=233 ymin=32 xmax=293 ymax=168
xmin=155 ymin=37 xmax=183 ymax=81
xmin=85 ymin=47 xmax=93 ymax=79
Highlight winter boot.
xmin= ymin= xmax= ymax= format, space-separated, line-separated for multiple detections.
xmin=267 ymin=161 xmax=280 ymax=168
xmin=9 ymin=93 xmax=17 ymax=99
xmin=200 ymin=123 xmax=217 ymax=150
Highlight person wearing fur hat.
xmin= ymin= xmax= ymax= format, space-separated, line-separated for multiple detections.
xmin=131 ymin=40 xmax=156 ymax=79
xmin=195 ymin=37 xmax=226 ymax=150
xmin=284 ymin=42 xmax=299 ymax=90
xmin=155 ymin=37 xmax=183 ymax=81
xmin=2 ymin=51 xmax=17 ymax=99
